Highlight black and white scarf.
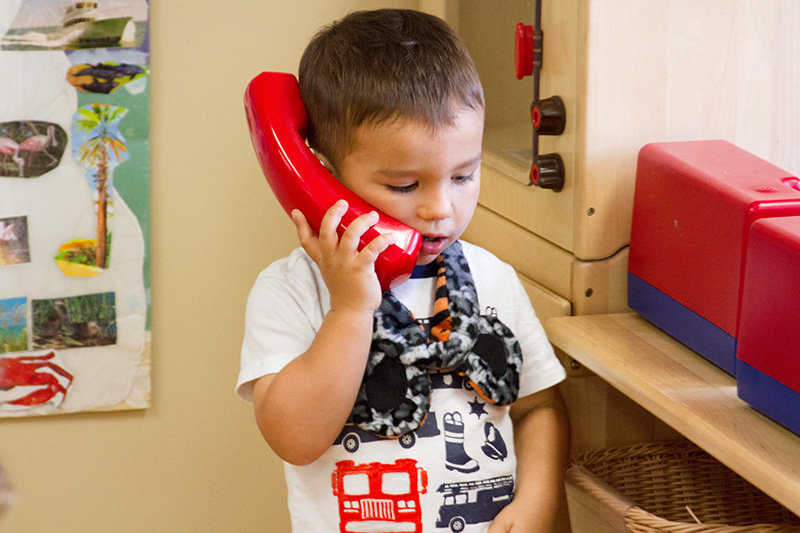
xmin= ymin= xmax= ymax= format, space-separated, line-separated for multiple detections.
xmin=349 ymin=241 xmax=522 ymax=437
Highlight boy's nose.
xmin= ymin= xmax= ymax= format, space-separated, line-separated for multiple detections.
xmin=418 ymin=188 xmax=453 ymax=221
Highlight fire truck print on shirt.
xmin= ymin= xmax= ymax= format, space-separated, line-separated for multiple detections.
xmin=332 ymin=458 xmax=428 ymax=533
xmin=330 ymin=371 xmax=515 ymax=532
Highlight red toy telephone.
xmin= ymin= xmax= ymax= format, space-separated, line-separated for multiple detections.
xmin=244 ymin=72 xmax=421 ymax=291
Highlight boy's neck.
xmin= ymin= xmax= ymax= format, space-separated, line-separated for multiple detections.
xmin=410 ymin=261 xmax=438 ymax=279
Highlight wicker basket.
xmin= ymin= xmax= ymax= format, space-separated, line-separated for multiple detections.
xmin=567 ymin=441 xmax=800 ymax=532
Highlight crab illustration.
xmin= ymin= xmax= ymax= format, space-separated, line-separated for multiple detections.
xmin=0 ymin=352 xmax=73 ymax=408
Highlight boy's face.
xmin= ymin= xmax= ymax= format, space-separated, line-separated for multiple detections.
xmin=334 ymin=107 xmax=484 ymax=265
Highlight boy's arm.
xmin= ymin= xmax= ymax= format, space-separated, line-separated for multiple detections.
xmin=489 ymin=385 xmax=571 ymax=533
xmin=251 ymin=201 xmax=396 ymax=466
xmin=251 ymin=305 xmax=374 ymax=465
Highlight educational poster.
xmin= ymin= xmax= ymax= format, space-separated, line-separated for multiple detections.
xmin=0 ymin=0 xmax=150 ymax=417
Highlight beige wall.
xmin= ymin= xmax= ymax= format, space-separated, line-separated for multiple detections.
xmin=0 ymin=1 xmax=415 ymax=531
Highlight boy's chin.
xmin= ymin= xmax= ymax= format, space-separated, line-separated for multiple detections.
xmin=415 ymin=254 xmax=439 ymax=266
xmin=416 ymin=244 xmax=452 ymax=265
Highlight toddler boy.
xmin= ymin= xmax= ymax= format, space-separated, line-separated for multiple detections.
xmin=238 ymin=9 xmax=569 ymax=532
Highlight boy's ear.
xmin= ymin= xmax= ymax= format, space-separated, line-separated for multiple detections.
xmin=313 ymin=150 xmax=338 ymax=177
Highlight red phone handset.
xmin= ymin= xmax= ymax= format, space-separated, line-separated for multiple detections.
xmin=244 ymin=72 xmax=421 ymax=291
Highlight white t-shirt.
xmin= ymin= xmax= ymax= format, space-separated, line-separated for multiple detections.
xmin=237 ymin=241 xmax=566 ymax=533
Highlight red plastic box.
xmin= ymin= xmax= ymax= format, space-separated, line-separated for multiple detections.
xmin=628 ymin=141 xmax=800 ymax=374
xmin=737 ymin=216 xmax=800 ymax=434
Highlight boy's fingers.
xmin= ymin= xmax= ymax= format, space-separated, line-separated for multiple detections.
xmin=320 ymin=200 xmax=347 ymax=234
xmin=339 ymin=210 xmax=380 ymax=250
xmin=292 ymin=209 xmax=321 ymax=261
xmin=357 ymin=231 xmax=397 ymax=265
xmin=291 ymin=209 xmax=313 ymax=240
xmin=318 ymin=200 xmax=348 ymax=249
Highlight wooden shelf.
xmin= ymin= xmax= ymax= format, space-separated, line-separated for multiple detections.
xmin=544 ymin=313 xmax=800 ymax=516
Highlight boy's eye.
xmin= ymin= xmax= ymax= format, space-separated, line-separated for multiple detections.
xmin=387 ymin=183 xmax=418 ymax=194
xmin=453 ymin=173 xmax=474 ymax=183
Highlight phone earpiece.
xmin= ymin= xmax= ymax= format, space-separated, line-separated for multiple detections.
xmin=312 ymin=150 xmax=332 ymax=173
xmin=244 ymin=72 xmax=422 ymax=290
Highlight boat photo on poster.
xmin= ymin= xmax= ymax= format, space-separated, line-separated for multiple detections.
xmin=1 ymin=0 xmax=147 ymax=51
xmin=0 ymin=0 xmax=151 ymax=417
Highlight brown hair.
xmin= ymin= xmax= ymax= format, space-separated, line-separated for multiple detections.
xmin=298 ymin=9 xmax=484 ymax=169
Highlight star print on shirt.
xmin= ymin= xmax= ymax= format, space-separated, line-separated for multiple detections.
xmin=468 ymin=397 xmax=487 ymax=419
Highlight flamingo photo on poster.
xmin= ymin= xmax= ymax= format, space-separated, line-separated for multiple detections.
xmin=0 ymin=121 xmax=67 ymax=178
xmin=0 ymin=216 xmax=30 ymax=266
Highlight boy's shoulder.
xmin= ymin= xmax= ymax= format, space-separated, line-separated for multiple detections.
xmin=253 ymin=247 xmax=327 ymax=299
xmin=258 ymin=247 xmax=317 ymax=280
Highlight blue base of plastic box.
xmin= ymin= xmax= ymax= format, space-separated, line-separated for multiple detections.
xmin=738 ymin=360 xmax=800 ymax=436
xmin=627 ymin=272 xmax=737 ymax=375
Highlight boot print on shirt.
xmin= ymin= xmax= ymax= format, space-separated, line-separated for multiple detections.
xmin=443 ymin=411 xmax=479 ymax=473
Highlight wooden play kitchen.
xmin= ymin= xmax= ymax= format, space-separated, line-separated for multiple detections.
xmin=427 ymin=0 xmax=800 ymax=529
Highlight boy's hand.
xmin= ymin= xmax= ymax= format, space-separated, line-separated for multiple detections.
xmin=489 ymin=387 xmax=570 ymax=533
xmin=488 ymin=501 xmax=539 ymax=533
xmin=292 ymin=200 xmax=397 ymax=313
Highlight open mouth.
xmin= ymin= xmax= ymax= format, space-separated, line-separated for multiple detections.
xmin=419 ymin=235 xmax=449 ymax=256
xmin=422 ymin=235 xmax=447 ymax=245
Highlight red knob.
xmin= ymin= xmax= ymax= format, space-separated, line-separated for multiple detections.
xmin=530 ymin=154 xmax=564 ymax=192
xmin=531 ymin=96 xmax=566 ymax=135
xmin=515 ymin=23 xmax=534 ymax=80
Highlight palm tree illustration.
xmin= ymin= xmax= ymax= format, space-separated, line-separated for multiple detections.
xmin=74 ymin=104 xmax=128 ymax=269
